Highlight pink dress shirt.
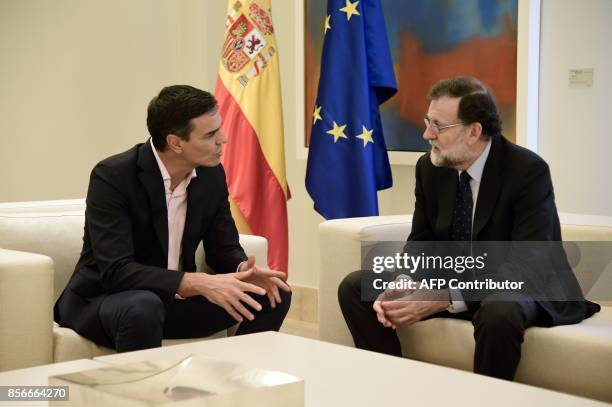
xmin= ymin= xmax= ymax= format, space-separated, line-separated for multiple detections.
xmin=150 ymin=139 xmax=197 ymax=272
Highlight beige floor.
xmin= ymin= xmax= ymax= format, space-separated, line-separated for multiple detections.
xmin=280 ymin=285 xmax=320 ymax=339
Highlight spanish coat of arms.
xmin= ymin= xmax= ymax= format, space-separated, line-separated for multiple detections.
xmin=222 ymin=1 xmax=276 ymax=86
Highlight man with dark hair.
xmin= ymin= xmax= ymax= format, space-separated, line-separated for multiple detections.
xmin=54 ymin=85 xmax=291 ymax=352
xmin=338 ymin=76 xmax=599 ymax=380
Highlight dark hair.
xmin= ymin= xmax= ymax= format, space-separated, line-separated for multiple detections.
xmin=147 ymin=85 xmax=218 ymax=150
xmin=427 ymin=76 xmax=502 ymax=138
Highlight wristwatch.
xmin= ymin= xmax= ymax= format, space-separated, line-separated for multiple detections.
xmin=446 ymin=290 xmax=454 ymax=312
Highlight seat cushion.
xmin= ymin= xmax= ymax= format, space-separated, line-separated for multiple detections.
xmin=53 ymin=325 xmax=114 ymax=362
xmin=397 ymin=306 xmax=612 ymax=402
xmin=53 ymin=324 xmax=230 ymax=363
xmin=518 ymin=306 xmax=612 ymax=401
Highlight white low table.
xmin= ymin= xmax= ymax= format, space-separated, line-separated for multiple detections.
xmin=94 ymin=332 xmax=608 ymax=407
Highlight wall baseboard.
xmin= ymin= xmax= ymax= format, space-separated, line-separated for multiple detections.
xmin=286 ymin=285 xmax=318 ymax=323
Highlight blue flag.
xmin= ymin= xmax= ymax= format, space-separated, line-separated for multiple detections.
xmin=305 ymin=0 xmax=397 ymax=220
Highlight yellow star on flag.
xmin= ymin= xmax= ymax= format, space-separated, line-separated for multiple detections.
xmin=340 ymin=0 xmax=360 ymax=21
xmin=326 ymin=121 xmax=348 ymax=143
xmin=356 ymin=126 xmax=374 ymax=147
xmin=324 ymin=14 xmax=331 ymax=35
xmin=313 ymin=105 xmax=323 ymax=125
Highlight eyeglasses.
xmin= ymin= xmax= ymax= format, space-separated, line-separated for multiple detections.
xmin=423 ymin=117 xmax=464 ymax=135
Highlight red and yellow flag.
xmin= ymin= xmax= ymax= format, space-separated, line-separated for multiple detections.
xmin=215 ymin=0 xmax=290 ymax=273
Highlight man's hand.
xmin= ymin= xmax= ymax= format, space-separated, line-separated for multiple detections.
xmin=373 ymin=280 xmax=414 ymax=328
xmin=374 ymin=287 xmax=449 ymax=329
xmin=177 ymin=271 xmax=266 ymax=323
xmin=237 ymin=256 xmax=291 ymax=309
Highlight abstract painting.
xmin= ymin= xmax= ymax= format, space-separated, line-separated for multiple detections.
xmin=305 ymin=0 xmax=519 ymax=151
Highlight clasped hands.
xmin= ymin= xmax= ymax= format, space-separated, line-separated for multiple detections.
xmin=177 ymin=255 xmax=290 ymax=323
xmin=373 ymin=278 xmax=449 ymax=329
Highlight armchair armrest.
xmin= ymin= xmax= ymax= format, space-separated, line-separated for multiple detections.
xmin=238 ymin=234 xmax=269 ymax=267
xmin=0 ymin=249 xmax=54 ymax=371
xmin=318 ymin=215 xmax=412 ymax=346
xmin=195 ymin=234 xmax=269 ymax=274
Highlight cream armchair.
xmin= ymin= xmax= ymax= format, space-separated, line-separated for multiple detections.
xmin=0 ymin=199 xmax=268 ymax=371
xmin=318 ymin=215 xmax=612 ymax=402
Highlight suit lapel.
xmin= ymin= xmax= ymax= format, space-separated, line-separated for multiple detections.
xmin=435 ymin=169 xmax=458 ymax=240
xmin=473 ymin=136 xmax=504 ymax=239
xmin=137 ymin=142 xmax=169 ymax=259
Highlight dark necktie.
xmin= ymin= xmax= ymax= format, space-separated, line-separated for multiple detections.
xmin=450 ymin=171 xmax=473 ymax=241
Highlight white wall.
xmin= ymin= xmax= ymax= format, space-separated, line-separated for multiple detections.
xmin=0 ymin=0 xmax=180 ymax=202
xmin=539 ymin=0 xmax=612 ymax=217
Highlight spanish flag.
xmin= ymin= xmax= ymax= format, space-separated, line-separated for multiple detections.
xmin=215 ymin=0 xmax=290 ymax=274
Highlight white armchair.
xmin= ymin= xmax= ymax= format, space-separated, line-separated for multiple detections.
xmin=0 ymin=199 xmax=268 ymax=371
xmin=318 ymin=215 xmax=612 ymax=402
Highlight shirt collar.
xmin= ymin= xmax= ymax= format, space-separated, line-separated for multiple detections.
xmin=460 ymin=137 xmax=492 ymax=184
xmin=149 ymin=138 xmax=197 ymax=185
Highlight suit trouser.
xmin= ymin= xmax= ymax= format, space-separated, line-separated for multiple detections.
xmin=99 ymin=288 xmax=291 ymax=353
xmin=338 ymin=270 xmax=544 ymax=381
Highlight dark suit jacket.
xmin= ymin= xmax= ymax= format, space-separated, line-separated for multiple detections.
xmin=407 ymin=135 xmax=599 ymax=325
xmin=54 ymin=142 xmax=247 ymax=347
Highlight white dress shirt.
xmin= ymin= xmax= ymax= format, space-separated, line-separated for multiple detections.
xmin=448 ymin=138 xmax=492 ymax=313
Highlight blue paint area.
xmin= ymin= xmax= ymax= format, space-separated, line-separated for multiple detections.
xmin=479 ymin=0 xmax=501 ymax=31
xmin=308 ymin=0 xmax=518 ymax=57
xmin=381 ymin=107 xmax=430 ymax=152
xmin=381 ymin=0 xmax=518 ymax=53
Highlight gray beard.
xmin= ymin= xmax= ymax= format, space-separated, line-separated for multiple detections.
xmin=429 ymin=145 xmax=471 ymax=169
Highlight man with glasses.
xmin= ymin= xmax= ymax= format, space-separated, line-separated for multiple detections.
xmin=338 ymin=76 xmax=599 ymax=380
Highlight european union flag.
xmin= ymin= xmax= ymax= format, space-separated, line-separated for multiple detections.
xmin=305 ymin=0 xmax=397 ymax=220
